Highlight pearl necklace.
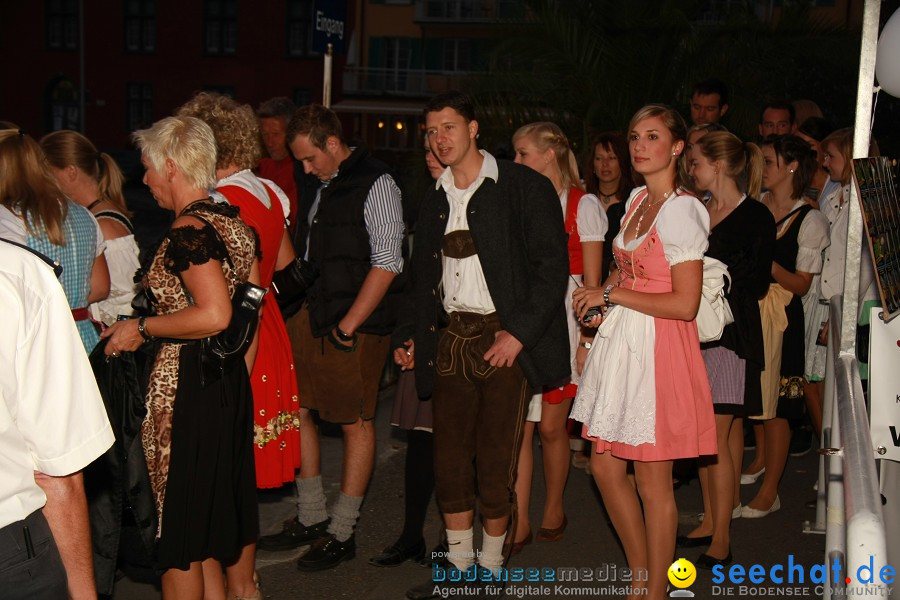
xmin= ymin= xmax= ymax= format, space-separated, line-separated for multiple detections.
xmin=634 ymin=189 xmax=674 ymax=238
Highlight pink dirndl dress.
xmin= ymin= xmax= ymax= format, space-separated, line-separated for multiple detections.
xmin=570 ymin=188 xmax=717 ymax=461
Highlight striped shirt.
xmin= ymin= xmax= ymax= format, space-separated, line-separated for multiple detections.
xmin=306 ymin=171 xmax=405 ymax=274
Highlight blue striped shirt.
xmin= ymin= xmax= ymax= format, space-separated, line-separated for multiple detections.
xmin=306 ymin=172 xmax=405 ymax=273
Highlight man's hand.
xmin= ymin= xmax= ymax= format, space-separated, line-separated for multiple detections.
xmin=484 ymin=330 xmax=523 ymax=368
xmin=394 ymin=339 xmax=415 ymax=370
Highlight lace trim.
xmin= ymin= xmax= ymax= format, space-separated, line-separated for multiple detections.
xmin=163 ymin=223 xmax=229 ymax=274
xmin=668 ymin=252 xmax=705 ymax=266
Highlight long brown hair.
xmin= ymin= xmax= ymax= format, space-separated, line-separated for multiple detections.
xmin=0 ymin=129 xmax=68 ymax=245
xmin=40 ymin=129 xmax=129 ymax=215
xmin=584 ymin=131 xmax=635 ymax=200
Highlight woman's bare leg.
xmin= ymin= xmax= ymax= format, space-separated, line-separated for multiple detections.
xmin=685 ymin=464 xmax=713 ymax=538
xmin=162 ymin=563 xmax=204 ymax=600
xmin=743 ymin=422 xmax=766 ymax=475
xmin=634 ymin=460 xmax=676 ymax=600
xmin=514 ymin=421 xmax=536 ymax=543
xmin=804 ymin=380 xmax=824 ymax=438
xmin=224 ymin=543 xmax=257 ymax=599
xmin=591 ymin=448 xmax=647 ymax=600
xmin=538 ymin=399 xmax=572 ymax=530
xmin=704 ymin=415 xmax=735 ymax=558
xmin=729 ymin=417 xmax=744 ymax=510
xmin=200 ymin=558 xmax=226 ymax=600
xmin=746 ymin=417 xmax=789 ymax=510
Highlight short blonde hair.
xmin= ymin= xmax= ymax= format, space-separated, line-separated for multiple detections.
xmin=132 ymin=116 xmax=217 ymax=190
xmin=177 ymin=92 xmax=262 ymax=170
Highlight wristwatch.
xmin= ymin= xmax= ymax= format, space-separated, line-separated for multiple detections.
xmin=138 ymin=316 xmax=155 ymax=342
xmin=336 ymin=327 xmax=355 ymax=342
xmin=579 ymin=341 xmax=592 ymax=349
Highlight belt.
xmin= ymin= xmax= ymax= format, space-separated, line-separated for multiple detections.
xmin=447 ymin=311 xmax=498 ymax=336
xmin=71 ymin=307 xmax=90 ymax=321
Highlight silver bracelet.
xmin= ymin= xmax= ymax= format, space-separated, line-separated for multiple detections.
xmin=603 ymin=284 xmax=615 ymax=307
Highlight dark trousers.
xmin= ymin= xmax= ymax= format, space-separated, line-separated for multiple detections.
xmin=0 ymin=508 xmax=67 ymax=599
xmin=432 ymin=312 xmax=532 ymax=519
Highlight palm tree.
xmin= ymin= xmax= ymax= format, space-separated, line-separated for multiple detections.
xmin=472 ymin=0 xmax=861 ymax=152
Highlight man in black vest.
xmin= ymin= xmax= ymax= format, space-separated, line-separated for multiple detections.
xmin=257 ymin=104 xmax=405 ymax=571
xmin=400 ymin=91 xmax=569 ymax=597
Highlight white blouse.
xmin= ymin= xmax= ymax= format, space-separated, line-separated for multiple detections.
xmin=617 ymin=187 xmax=710 ymax=265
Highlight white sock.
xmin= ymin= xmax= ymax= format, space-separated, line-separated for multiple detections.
xmin=479 ymin=528 xmax=507 ymax=578
xmin=446 ymin=528 xmax=475 ymax=572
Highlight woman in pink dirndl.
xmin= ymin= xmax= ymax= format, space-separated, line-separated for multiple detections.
xmin=571 ymin=104 xmax=717 ymax=600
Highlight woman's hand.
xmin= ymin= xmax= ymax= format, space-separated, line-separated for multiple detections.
xmin=575 ymin=345 xmax=589 ymax=375
xmin=394 ymin=339 xmax=415 ymax=370
xmin=572 ymin=286 xmax=605 ymax=322
xmin=100 ymin=318 xmax=144 ymax=356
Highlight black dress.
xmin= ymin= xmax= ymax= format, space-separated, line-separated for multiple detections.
xmin=771 ymin=204 xmax=814 ymax=418
xmin=702 ymin=197 xmax=776 ymax=416
xmin=142 ymin=202 xmax=260 ymax=571
xmin=602 ymin=201 xmax=627 ymax=278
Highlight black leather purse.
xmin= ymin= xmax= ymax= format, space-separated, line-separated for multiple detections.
xmin=271 ymin=257 xmax=318 ymax=318
xmin=184 ymin=214 xmax=267 ymax=388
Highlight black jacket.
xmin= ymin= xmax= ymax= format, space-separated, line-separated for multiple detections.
xmin=410 ymin=159 xmax=571 ymax=397
xmin=86 ymin=340 xmax=159 ymax=594
xmin=293 ymin=145 xmax=406 ymax=336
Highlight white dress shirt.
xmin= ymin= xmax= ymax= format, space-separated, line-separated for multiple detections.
xmin=438 ymin=150 xmax=498 ymax=315
xmin=0 ymin=243 xmax=113 ymax=528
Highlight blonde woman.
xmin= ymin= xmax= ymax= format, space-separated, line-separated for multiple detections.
xmin=102 ymin=116 xmax=261 ymax=600
xmin=680 ymin=132 xmax=774 ymax=568
xmin=571 ymin=105 xmax=716 ymax=600
xmin=510 ymin=122 xmax=606 ymax=553
xmin=41 ymin=130 xmax=140 ymax=326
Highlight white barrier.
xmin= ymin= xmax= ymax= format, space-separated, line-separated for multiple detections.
xmin=817 ymin=298 xmax=889 ymax=600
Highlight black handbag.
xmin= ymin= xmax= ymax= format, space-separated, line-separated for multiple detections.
xmin=184 ymin=214 xmax=267 ymax=388
xmin=271 ymin=256 xmax=318 ymax=318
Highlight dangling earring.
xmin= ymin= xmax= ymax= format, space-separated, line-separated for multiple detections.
xmin=714 ymin=167 xmax=719 ymax=175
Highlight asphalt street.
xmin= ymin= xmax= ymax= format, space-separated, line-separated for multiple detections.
xmin=114 ymin=381 xmax=826 ymax=600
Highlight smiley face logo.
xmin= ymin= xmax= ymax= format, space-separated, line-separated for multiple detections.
xmin=667 ymin=558 xmax=696 ymax=589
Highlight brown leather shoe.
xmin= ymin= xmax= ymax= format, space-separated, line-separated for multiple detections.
xmin=536 ymin=515 xmax=568 ymax=542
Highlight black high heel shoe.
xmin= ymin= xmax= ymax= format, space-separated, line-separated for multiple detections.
xmin=676 ymin=534 xmax=712 ymax=548
xmin=696 ymin=549 xmax=732 ymax=569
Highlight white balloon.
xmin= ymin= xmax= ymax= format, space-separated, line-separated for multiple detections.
xmin=876 ymin=7 xmax=900 ymax=97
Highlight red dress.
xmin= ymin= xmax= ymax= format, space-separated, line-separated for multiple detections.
xmin=218 ymin=180 xmax=302 ymax=488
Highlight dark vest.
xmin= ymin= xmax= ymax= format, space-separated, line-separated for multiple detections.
xmin=295 ymin=145 xmax=405 ymax=337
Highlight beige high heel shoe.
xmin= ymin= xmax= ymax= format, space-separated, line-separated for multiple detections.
xmin=226 ymin=571 xmax=263 ymax=600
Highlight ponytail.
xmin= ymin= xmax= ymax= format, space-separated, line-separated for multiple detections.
xmin=97 ymin=152 xmax=130 ymax=215
xmin=744 ymin=142 xmax=764 ymax=200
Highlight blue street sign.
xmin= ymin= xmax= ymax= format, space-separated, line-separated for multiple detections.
xmin=313 ymin=0 xmax=346 ymax=55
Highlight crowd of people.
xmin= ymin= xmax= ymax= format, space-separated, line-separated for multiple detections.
xmin=0 ymin=77 xmax=878 ymax=600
